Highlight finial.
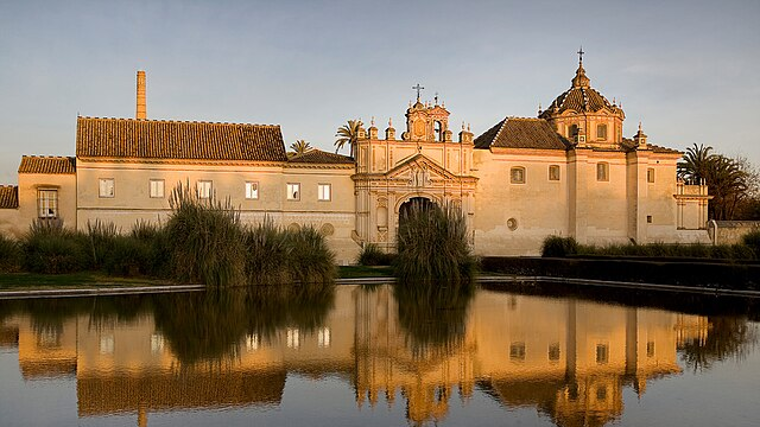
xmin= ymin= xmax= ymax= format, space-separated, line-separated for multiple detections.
xmin=613 ymin=97 xmax=616 ymax=106
xmin=578 ymin=45 xmax=585 ymax=65
xmin=441 ymin=100 xmax=445 ymax=107
xmin=434 ymin=92 xmax=439 ymax=105
xmin=638 ymin=121 xmax=642 ymax=133
xmin=462 ymin=121 xmax=465 ymax=131
xmin=371 ymin=116 xmax=375 ymax=127
xmin=467 ymin=123 xmax=471 ymax=132
xmin=388 ymin=117 xmax=393 ymax=127
xmin=538 ymin=102 xmax=542 ymax=114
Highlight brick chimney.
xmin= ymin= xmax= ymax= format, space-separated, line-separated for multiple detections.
xmin=136 ymin=70 xmax=146 ymax=119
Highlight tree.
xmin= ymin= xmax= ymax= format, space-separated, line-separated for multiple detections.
xmin=334 ymin=119 xmax=362 ymax=158
xmin=678 ymin=143 xmax=714 ymax=184
xmin=678 ymin=144 xmax=754 ymax=220
xmin=289 ymin=140 xmax=312 ymax=156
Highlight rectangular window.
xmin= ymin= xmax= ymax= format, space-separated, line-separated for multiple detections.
xmin=318 ymin=327 xmax=331 ymax=348
xmin=596 ymin=163 xmax=609 ymax=181
xmin=99 ymin=178 xmax=115 ymax=198
xmin=245 ymin=181 xmax=259 ymax=199
xmin=510 ymin=167 xmax=526 ymax=184
xmin=149 ymin=179 xmax=165 ymax=198
xmin=647 ymin=168 xmax=655 ymax=183
xmin=287 ymin=183 xmax=300 ymax=201
xmin=596 ymin=344 xmax=609 ymax=364
xmin=647 ymin=215 xmax=653 ymax=224
xmin=37 ymin=189 xmax=58 ymax=219
xmin=597 ymin=124 xmax=608 ymax=141
xmin=549 ymin=165 xmax=560 ymax=181
xmin=197 ymin=180 xmax=212 ymax=199
xmin=318 ymin=184 xmax=331 ymax=201
xmin=647 ymin=341 xmax=655 ymax=358
xmin=548 ymin=343 xmax=561 ymax=362
xmin=510 ymin=342 xmax=526 ymax=361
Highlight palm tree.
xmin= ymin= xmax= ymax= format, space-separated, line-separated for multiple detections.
xmin=334 ymin=119 xmax=362 ymax=158
xmin=289 ymin=140 xmax=312 ymax=156
xmin=678 ymin=143 xmax=714 ymax=183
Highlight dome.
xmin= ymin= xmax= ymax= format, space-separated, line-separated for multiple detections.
xmin=539 ymin=63 xmax=621 ymax=118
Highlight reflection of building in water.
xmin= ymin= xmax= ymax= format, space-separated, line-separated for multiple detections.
xmin=2 ymin=287 xmax=710 ymax=426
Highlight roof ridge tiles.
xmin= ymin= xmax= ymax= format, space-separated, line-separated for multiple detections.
xmin=78 ymin=116 xmax=280 ymax=127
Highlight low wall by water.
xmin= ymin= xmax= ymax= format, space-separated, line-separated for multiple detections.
xmin=708 ymin=220 xmax=760 ymax=245
xmin=481 ymin=256 xmax=760 ymax=290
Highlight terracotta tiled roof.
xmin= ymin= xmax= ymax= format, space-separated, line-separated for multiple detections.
xmin=18 ymin=156 xmax=76 ymax=174
xmin=288 ymin=149 xmax=354 ymax=164
xmin=474 ymin=117 xmax=571 ymax=150
xmin=76 ymin=117 xmax=288 ymax=162
xmin=538 ymin=64 xmax=623 ymax=118
xmin=621 ymin=138 xmax=683 ymax=155
xmin=0 ymin=186 xmax=18 ymax=209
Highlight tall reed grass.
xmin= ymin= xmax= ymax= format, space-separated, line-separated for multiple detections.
xmin=0 ymin=233 xmax=22 ymax=273
xmin=394 ymin=202 xmax=477 ymax=285
xmin=22 ymin=220 xmax=90 ymax=274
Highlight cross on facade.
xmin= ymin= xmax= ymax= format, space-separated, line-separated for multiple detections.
xmin=578 ymin=46 xmax=585 ymax=64
xmin=412 ymin=83 xmax=424 ymax=100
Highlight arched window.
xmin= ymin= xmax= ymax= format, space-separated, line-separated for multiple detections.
xmin=597 ymin=124 xmax=607 ymax=141
xmin=568 ymin=124 xmax=579 ymax=139
xmin=510 ymin=166 xmax=526 ymax=184
xmin=435 ymin=121 xmax=443 ymax=141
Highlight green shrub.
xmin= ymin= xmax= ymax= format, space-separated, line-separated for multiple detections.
xmin=0 ymin=234 xmax=22 ymax=273
xmin=22 ymin=220 xmax=89 ymax=274
xmin=395 ymin=202 xmax=477 ymax=285
xmin=164 ymin=183 xmax=246 ymax=287
xmin=541 ymin=236 xmax=578 ymax=257
xmin=357 ymin=243 xmax=396 ymax=266
xmin=101 ymin=235 xmax=155 ymax=277
xmin=130 ymin=220 xmax=171 ymax=277
xmin=86 ymin=220 xmax=119 ymax=270
xmin=742 ymin=230 xmax=760 ymax=259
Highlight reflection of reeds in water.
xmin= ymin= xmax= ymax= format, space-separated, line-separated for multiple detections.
xmin=395 ymin=202 xmax=477 ymax=285
xmin=394 ymin=281 xmax=475 ymax=359
xmin=153 ymin=283 xmax=335 ymax=365
xmin=679 ymin=316 xmax=759 ymax=372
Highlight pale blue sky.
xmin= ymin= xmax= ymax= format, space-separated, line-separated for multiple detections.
xmin=1 ymin=0 xmax=759 ymax=184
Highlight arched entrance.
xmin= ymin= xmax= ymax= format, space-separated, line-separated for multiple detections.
xmin=399 ymin=197 xmax=436 ymax=225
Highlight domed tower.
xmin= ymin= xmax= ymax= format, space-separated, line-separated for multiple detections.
xmin=539 ymin=50 xmax=625 ymax=147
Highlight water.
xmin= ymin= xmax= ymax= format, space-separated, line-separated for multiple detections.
xmin=0 ymin=283 xmax=758 ymax=427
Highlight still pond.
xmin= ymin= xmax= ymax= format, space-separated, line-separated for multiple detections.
xmin=0 ymin=283 xmax=758 ymax=426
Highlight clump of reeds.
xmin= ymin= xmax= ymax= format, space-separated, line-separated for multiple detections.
xmin=394 ymin=202 xmax=478 ymax=285
xmin=743 ymin=230 xmax=760 ymax=259
xmin=0 ymin=233 xmax=22 ymax=273
xmin=163 ymin=183 xmax=246 ymax=287
xmin=22 ymin=220 xmax=90 ymax=274
xmin=356 ymin=243 xmax=396 ymax=266
xmin=245 ymin=219 xmax=336 ymax=285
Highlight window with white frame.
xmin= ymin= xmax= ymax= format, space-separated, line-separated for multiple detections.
xmin=245 ymin=181 xmax=259 ymax=199
xmin=99 ymin=178 xmax=115 ymax=198
xmin=197 ymin=180 xmax=212 ymax=199
xmin=318 ymin=327 xmax=331 ymax=348
xmin=287 ymin=183 xmax=300 ymax=200
xmin=149 ymin=179 xmax=165 ymax=198
xmin=37 ymin=189 xmax=58 ymax=219
xmin=318 ymin=184 xmax=331 ymax=201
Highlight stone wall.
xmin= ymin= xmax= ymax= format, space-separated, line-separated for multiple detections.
xmin=708 ymin=221 xmax=760 ymax=245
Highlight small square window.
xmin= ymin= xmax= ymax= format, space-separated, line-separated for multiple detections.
xmin=510 ymin=167 xmax=526 ymax=184
xmin=287 ymin=183 xmax=300 ymax=200
xmin=245 ymin=181 xmax=259 ymax=199
xmin=647 ymin=215 xmax=653 ymax=224
xmin=597 ymin=124 xmax=608 ymax=141
xmin=318 ymin=184 xmax=331 ymax=201
xmin=149 ymin=179 xmax=164 ymax=198
xmin=548 ymin=343 xmax=560 ymax=362
xmin=99 ymin=178 xmax=115 ymax=198
xmin=596 ymin=163 xmax=609 ymax=181
xmin=647 ymin=168 xmax=655 ymax=183
xmin=197 ymin=180 xmax=212 ymax=199
xmin=549 ymin=165 xmax=560 ymax=181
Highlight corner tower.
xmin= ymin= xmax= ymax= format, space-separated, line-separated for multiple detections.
xmin=539 ymin=50 xmax=625 ymax=147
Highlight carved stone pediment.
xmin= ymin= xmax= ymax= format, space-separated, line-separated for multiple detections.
xmin=385 ymin=153 xmax=460 ymax=183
